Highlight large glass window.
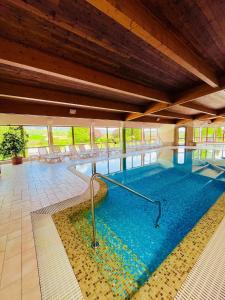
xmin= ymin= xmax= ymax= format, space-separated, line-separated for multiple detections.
xmin=73 ymin=127 xmax=90 ymax=144
xmin=24 ymin=126 xmax=48 ymax=147
xmin=215 ymin=127 xmax=225 ymax=142
xmin=125 ymin=128 xmax=142 ymax=145
xmin=201 ymin=127 xmax=206 ymax=142
xmin=94 ymin=127 xmax=121 ymax=149
xmin=194 ymin=127 xmax=219 ymax=143
xmin=143 ymin=128 xmax=158 ymax=144
xmin=207 ymin=127 xmax=214 ymax=142
xmin=107 ymin=128 xmax=120 ymax=148
xmin=52 ymin=126 xmax=73 ymax=146
xmin=150 ymin=128 xmax=158 ymax=143
xmin=193 ymin=128 xmax=200 ymax=142
xmin=178 ymin=127 xmax=186 ymax=145
xmin=24 ymin=126 xmax=49 ymax=156
xmin=94 ymin=127 xmax=107 ymax=148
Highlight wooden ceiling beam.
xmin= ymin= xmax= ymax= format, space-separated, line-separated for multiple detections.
xmin=0 ymin=98 xmax=175 ymax=123
xmin=173 ymin=80 xmax=225 ymax=105
xmin=126 ymin=80 xmax=223 ymax=120
xmin=152 ymin=111 xmax=193 ymax=120
xmin=132 ymin=116 xmax=176 ymax=124
xmin=176 ymin=119 xmax=191 ymax=126
xmin=0 ymin=81 xmax=143 ymax=113
xmin=195 ymin=114 xmax=218 ymax=121
xmin=212 ymin=117 xmax=225 ymax=124
xmin=193 ymin=104 xmax=225 ymax=121
xmin=87 ymin=0 xmax=218 ymax=87
xmin=0 ymin=99 xmax=125 ymax=120
xmin=0 ymin=37 xmax=170 ymax=104
xmin=182 ymin=102 xmax=217 ymax=115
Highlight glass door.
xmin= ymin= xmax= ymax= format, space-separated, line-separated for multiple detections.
xmin=178 ymin=127 xmax=186 ymax=145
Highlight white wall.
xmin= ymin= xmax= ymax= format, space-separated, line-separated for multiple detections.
xmin=158 ymin=124 xmax=175 ymax=145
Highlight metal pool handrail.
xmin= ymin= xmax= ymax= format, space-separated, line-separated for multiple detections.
xmin=90 ymin=172 xmax=162 ymax=249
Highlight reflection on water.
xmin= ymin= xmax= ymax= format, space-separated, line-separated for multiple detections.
xmin=74 ymin=148 xmax=225 ymax=177
xmin=75 ymin=151 xmax=160 ymax=176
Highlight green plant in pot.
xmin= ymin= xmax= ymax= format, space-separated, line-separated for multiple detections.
xmin=0 ymin=126 xmax=28 ymax=165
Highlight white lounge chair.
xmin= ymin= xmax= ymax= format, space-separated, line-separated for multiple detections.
xmin=67 ymin=145 xmax=81 ymax=160
xmin=78 ymin=144 xmax=92 ymax=158
xmin=38 ymin=147 xmax=62 ymax=163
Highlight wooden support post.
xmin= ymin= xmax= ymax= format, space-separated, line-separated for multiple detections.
xmin=122 ymin=127 xmax=126 ymax=154
xmin=47 ymin=125 xmax=53 ymax=152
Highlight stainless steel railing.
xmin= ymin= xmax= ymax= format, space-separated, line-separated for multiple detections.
xmin=90 ymin=172 xmax=162 ymax=249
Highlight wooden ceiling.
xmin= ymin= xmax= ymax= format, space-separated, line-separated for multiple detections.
xmin=0 ymin=0 xmax=224 ymax=124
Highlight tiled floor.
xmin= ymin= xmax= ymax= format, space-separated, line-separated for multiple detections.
xmin=0 ymin=160 xmax=88 ymax=300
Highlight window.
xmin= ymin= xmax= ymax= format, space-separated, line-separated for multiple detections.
xmin=143 ymin=128 xmax=159 ymax=144
xmin=125 ymin=128 xmax=142 ymax=145
xmin=143 ymin=128 xmax=151 ymax=143
xmin=52 ymin=127 xmax=73 ymax=146
xmin=178 ymin=127 xmax=186 ymax=145
xmin=215 ymin=127 xmax=225 ymax=142
xmin=94 ymin=127 xmax=121 ymax=149
xmin=201 ymin=128 xmax=207 ymax=142
xmin=207 ymin=127 xmax=214 ymax=142
xmin=94 ymin=127 xmax=107 ymax=148
xmin=193 ymin=128 xmax=200 ymax=142
xmin=107 ymin=128 xmax=120 ymax=148
xmin=73 ymin=127 xmax=90 ymax=144
xmin=24 ymin=126 xmax=49 ymax=156
xmin=24 ymin=126 xmax=48 ymax=148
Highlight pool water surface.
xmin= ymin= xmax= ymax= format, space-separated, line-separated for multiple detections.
xmin=72 ymin=149 xmax=225 ymax=298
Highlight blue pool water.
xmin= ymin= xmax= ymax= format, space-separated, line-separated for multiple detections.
xmin=77 ymin=149 xmax=225 ymax=295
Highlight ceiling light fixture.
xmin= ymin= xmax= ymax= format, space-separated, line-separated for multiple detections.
xmin=69 ymin=109 xmax=77 ymax=115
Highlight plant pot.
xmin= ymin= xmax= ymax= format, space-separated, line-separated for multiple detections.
xmin=11 ymin=156 xmax=23 ymax=165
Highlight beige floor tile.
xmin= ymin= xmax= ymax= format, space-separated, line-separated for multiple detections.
xmin=5 ymin=236 xmax=21 ymax=259
xmin=0 ymin=279 xmax=21 ymax=300
xmin=22 ymin=285 xmax=41 ymax=300
xmin=8 ymin=229 xmax=21 ymax=240
xmin=0 ymin=252 xmax=4 ymax=275
xmin=22 ymin=269 xmax=39 ymax=295
xmin=0 ymin=235 xmax=7 ymax=252
xmin=1 ymin=254 xmax=21 ymax=288
xmin=22 ymin=247 xmax=37 ymax=277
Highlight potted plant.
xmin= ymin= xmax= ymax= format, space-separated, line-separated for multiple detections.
xmin=0 ymin=126 xmax=28 ymax=165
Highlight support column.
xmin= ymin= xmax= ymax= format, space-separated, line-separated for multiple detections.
xmin=71 ymin=126 xmax=75 ymax=145
xmin=186 ymin=126 xmax=193 ymax=146
xmin=47 ymin=125 xmax=53 ymax=152
xmin=90 ymin=123 xmax=95 ymax=149
xmin=122 ymin=126 xmax=126 ymax=154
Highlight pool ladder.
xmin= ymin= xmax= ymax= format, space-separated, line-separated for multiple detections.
xmin=90 ymin=173 xmax=162 ymax=249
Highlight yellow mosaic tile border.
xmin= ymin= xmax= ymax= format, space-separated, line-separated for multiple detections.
xmin=52 ymin=179 xmax=225 ymax=300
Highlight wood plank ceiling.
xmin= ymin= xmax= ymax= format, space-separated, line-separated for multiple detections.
xmin=0 ymin=0 xmax=224 ymax=124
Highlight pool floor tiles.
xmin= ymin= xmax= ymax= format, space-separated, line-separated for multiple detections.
xmin=53 ymin=181 xmax=225 ymax=300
